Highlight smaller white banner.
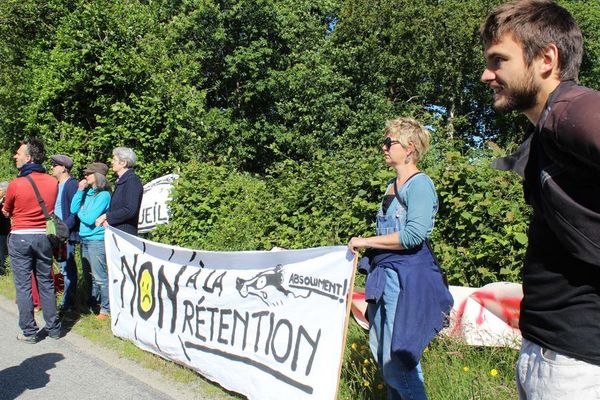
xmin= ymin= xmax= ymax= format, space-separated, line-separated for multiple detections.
xmin=138 ymin=174 xmax=179 ymax=233
xmin=351 ymin=282 xmax=523 ymax=348
xmin=448 ymin=282 xmax=522 ymax=348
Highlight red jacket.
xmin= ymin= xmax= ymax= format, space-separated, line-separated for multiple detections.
xmin=4 ymin=172 xmax=58 ymax=231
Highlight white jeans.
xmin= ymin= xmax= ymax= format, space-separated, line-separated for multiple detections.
xmin=517 ymin=338 xmax=600 ymax=400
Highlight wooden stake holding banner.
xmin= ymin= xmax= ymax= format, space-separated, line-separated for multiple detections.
xmin=334 ymin=253 xmax=358 ymax=399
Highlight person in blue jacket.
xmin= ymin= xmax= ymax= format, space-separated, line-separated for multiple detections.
xmin=71 ymin=162 xmax=111 ymax=320
xmin=50 ymin=154 xmax=79 ymax=313
xmin=348 ymin=117 xmax=453 ymax=400
xmin=96 ymin=147 xmax=143 ymax=236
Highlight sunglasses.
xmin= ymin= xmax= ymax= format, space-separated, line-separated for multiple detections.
xmin=382 ymin=137 xmax=401 ymax=150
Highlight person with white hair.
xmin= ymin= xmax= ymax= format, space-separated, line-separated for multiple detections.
xmin=96 ymin=147 xmax=143 ymax=236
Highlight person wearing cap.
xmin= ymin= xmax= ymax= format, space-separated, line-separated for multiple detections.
xmin=2 ymin=138 xmax=61 ymax=343
xmin=95 ymin=147 xmax=143 ymax=236
xmin=50 ymin=154 xmax=79 ymax=314
xmin=70 ymin=162 xmax=111 ymax=320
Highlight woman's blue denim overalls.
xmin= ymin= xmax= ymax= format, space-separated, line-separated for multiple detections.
xmin=367 ymin=176 xmax=437 ymax=400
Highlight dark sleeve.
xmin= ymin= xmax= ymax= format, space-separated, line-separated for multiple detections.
xmin=63 ymin=178 xmax=79 ymax=230
xmin=106 ymin=174 xmax=144 ymax=225
xmin=555 ymin=91 xmax=600 ymax=173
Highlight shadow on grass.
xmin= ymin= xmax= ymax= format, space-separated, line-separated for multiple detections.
xmin=57 ymin=307 xmax=90 ymax=334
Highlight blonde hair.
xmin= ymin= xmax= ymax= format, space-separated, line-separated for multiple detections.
xmin=384 ymin=117 xmax=431 ymax=162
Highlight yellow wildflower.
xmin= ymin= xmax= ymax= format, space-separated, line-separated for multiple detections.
xmin=490 ymin=369 xmax=498 ymax=377
xmin=351 ymin=343 xmax=357 ymax=350
xmin=363 ymin=359 xmax=370 ymax=365
xmin=363 ymin=380 xmax=370 ymax=387
xmin=463 ymin=366 xmax=470 ymax=372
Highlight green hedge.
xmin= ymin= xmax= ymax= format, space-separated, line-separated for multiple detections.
xmin=429 ymin=149 xmax=529 ymax=286
xmin=150 ymin=144 xmax=528 ymax=287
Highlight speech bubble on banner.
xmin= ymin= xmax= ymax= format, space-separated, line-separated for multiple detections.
xmin=138 ymin=174 xmax=178 ymax=233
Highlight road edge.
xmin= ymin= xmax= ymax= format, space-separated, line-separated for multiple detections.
xmin=0 ymin=295 xmax=204 ymax=400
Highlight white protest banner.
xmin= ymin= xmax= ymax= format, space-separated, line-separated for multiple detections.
xmin=448 ymin=282 xmax=522 ymax=348
xmin=138 ymin=173 xmax=179 ymax=233
xmin=351 ymin=283 xmax=523 ymax=348
xmin=106 ymin=226 xmax=355 ymax=400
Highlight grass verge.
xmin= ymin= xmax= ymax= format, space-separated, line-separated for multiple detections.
xmin=339 ymin=313 xmax=519 ymax=400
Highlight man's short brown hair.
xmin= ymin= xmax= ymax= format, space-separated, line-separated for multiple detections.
xmin=480 ymin=0 xmax=583 ymax=81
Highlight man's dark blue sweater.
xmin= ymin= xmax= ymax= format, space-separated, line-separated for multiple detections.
xmin=61 ymin=176 xmax=80 ymax=242
xmin=107 ymin=169 xmax=143 ymax=236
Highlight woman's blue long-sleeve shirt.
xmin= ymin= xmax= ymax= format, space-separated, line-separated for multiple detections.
xmin=70 ymin=188 xmax=110 ymax=241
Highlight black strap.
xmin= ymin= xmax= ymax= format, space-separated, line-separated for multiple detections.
xmin=424 ymin=238 xmax=442 ymax=267
xmin=24 ymin=175 xmax=51 ymax=220
xmin=391 ymin=171 xmax=423 ymax=201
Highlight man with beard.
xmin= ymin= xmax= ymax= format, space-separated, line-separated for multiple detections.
xmin=481 ymin=1 xmax=600 ymax=398
xmin=2 ymin=138 xmax=61 ymax=342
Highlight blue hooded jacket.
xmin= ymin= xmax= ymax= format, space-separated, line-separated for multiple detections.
xmin=359 ymin=246 xmax=453 ymax=369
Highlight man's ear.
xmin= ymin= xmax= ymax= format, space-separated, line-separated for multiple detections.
xmin=538 ymin=43 xmax=560 ymax=77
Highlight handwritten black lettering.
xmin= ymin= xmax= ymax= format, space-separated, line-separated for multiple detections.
xmin=218 ymin=309 xmax=232 ymax=345
xmin=158 ymin=265 xmax=186 ymax=333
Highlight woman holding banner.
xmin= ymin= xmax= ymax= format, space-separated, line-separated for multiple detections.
xmin=71 ymin=162 xmax=112 ymax=320
xmin=348 ymin=117 xmax=452 ymax=400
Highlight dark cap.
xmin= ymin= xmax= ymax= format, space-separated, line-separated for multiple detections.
xmin=50 ymin=155 xmax=74 ymax=170
xmin=84 ymin=162 xmax=109 ymax=176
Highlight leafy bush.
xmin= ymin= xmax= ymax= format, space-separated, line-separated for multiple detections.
xmin=262 ymin=146 xmax=387 ymax=249
xmin=149 ymin=161 xmax=276 ymax=251
xmin=149 ymin=147 xmax=386 ymax=251
xmin=0 ymin=150 xmax=16 ymax=181
xmin=428 ymin=148 xmax=529 ymax=286
xmin=150 ymin=141 xmax=528 ymax=287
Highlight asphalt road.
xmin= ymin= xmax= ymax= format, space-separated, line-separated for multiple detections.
xmin=0 ymin=297 xmax=206 ymax=400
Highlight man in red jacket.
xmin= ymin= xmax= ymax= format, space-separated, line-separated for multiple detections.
xmin=2 ymin=138 xmax=61 ymax=343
